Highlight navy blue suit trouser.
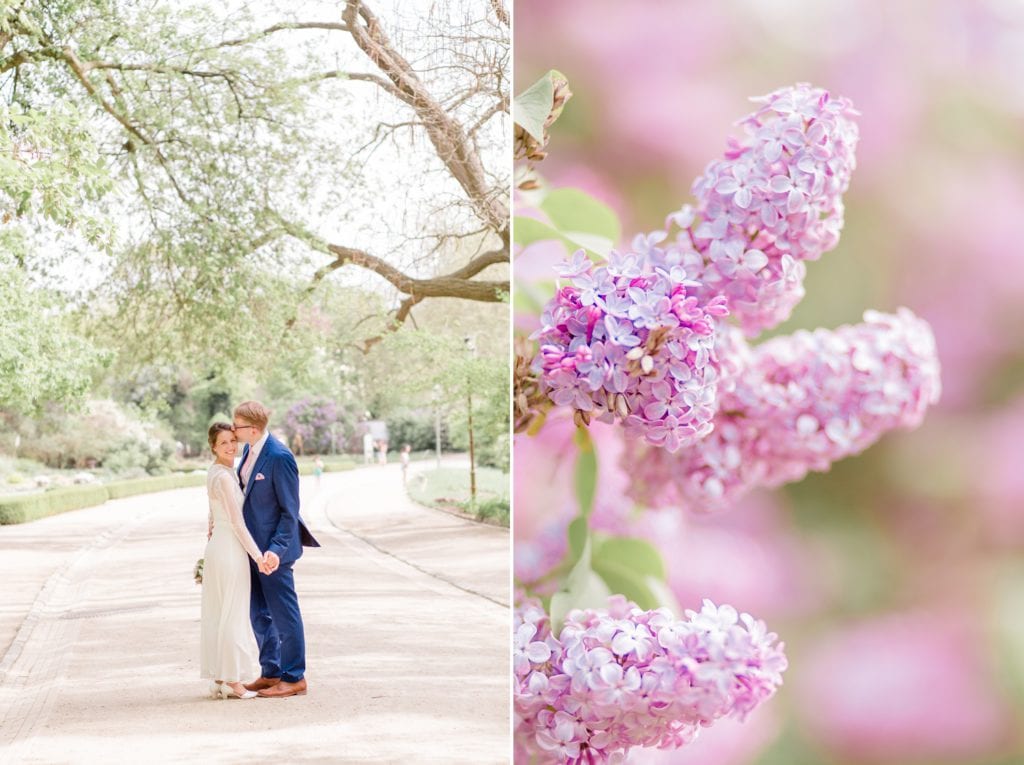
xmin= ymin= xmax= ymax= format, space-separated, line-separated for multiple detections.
xmin=249 ymin=560 xmax=306 ymax=683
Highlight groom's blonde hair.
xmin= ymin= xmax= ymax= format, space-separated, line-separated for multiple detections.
xmin=234 ymin=400 xmax=270 ymax=430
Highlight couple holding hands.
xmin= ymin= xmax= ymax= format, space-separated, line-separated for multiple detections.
xmin=200 ymin=401 xmax=320 ymax=699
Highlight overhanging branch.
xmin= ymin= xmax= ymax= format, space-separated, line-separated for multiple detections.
xmin=342 ymin=0 xmax=508 ymax=235
xmin=214 ymin=21 xmax=351 ymax=49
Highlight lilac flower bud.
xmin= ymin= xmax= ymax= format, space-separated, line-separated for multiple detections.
xmin=514 ymin=596 xmax=787 ymax=763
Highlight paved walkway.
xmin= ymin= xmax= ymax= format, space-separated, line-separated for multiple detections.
xmin=0 ymin=460 xmax=509 ymax=764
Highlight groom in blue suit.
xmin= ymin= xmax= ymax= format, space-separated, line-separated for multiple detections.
xmin=233 ymin=401 xmax=320 ymax=698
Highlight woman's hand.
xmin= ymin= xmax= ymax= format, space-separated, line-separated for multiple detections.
xmin=262 ymin=550 xmax=280 ymax=575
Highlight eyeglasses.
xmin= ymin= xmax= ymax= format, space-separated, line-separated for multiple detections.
xmin=233 ymin=424 xmax=255 ymax=431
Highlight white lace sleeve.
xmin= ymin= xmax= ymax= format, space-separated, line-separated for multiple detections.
xmin=214 ymin=469 xmax=263 ymax=563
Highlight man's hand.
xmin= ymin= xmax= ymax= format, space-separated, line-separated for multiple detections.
xmin=262 ymin=550 xmax=280 ymax=575
xmin=256 ymin=556 xmax=272 ymax=575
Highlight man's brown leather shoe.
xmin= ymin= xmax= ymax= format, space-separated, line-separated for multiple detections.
xmin=243 ymin=676 xmax=281 ymax=692
xmin=257 ymin=678 xmax=307 ymax=698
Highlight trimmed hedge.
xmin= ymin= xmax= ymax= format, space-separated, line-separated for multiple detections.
xmin=0 ymin=461 xmax=361 ymax=525
xmin=105 ymin=474 xmax=206 ymax=500
xmin=0 ymin=474 xmax=206 ymax=525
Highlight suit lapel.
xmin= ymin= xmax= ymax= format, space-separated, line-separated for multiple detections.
xmin=237 ymin=444 xmax=250 ymax=491
xmin=244 ymin=435 xmax=275 ymax=498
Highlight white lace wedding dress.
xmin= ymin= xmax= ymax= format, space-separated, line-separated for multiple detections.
xmin=200 ymin=463 xmax=262 ymax=682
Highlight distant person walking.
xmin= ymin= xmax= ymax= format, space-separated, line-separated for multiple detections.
xmin=400 ymin=444 xmax=411 ymax=484
xmin=313 ymin=456 xmax=324 ymax=490
xmin=377 ymin=439 xmax=388 ymax=465
xmin=362 ymin=431 xmax=374 ymax=465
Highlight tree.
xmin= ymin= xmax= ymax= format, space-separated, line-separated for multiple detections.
xmin=0 ymin=254 xmax=105 ymax=414
xmin=2 ymin=0 xmax=509 ymax=364
xmin=374 ymin=327 xmax=509 ymax=502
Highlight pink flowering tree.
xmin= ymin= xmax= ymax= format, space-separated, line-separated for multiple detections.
xmin=513 ymin=80 xmax=941 ymax=763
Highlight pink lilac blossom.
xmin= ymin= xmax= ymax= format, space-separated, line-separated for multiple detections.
xmin=676 ymin=82 xmax=859 ymax=337
xmin=626 ymin=706 xmax=780 ymax=765
xmin=514 ymin=596 xmax=787 ymax=764
xmin=532 ymin=250 xmax=729 ymax=452
xmin=623 ymin=308 xmax=941 ymax=511
xmin=533 ymin=85 xmax=872 ymax=452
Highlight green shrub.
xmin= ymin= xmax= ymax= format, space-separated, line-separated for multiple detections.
xmin=464 ymin=497 xmax=509 ymax=527
xmin=477 ymin=431 xmax=510 ymax=473
xmin=387 ymin=415 xmax=447 ymax=452
xmin=14 ymin=399 xmax=175 ymax=472
xmin=0 ymin=473 xmax=205 ymax=524
xmin=5 ymin=472 xmax=24 ymax=485
xmin=105 ymin=474 xmax=205 ymax=499
xmin=0 ymin=484 xmax=110 ymax=524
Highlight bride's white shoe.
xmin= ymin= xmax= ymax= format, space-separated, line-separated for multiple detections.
xmin=219 ymin=682 xmax=257 ymax=699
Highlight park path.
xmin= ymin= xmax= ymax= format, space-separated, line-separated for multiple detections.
xmin=0 ymin=459 xmax=510 ymax=764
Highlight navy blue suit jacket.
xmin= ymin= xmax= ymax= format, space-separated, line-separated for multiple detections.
xmin=238 ymin=433 xmax=320 ymax=564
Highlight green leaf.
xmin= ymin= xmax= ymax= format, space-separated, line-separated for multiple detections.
xmin=512 ymin=279 xmax=554 ymax=314
xmin=514 ymin=217 xmax=605 ymax=260
xmin=549 ymin=536 xmax=611 ymax=632
xmin=513 ymin=215 xmax=562 ymax=248
xmin=574 ymin=426 xmax=597 ymax=519
xmin=590 ymin=536 xmax=674 ymax=612
xmin=592 ymin=536 xmax=667 ymax=580
xmin=513 ymin=72 xmax=555 ymax=142
xmin=567 ymin=515 xmax=588 ymax=565
xmin=540 ymin=188 xmax=620 ymax=246
xmin=514 ymin=187 xmax=621 ymax=259
xmin=591 ymin=557 xmax=661 ymax=610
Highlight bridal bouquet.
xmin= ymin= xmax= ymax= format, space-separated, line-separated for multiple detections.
xmin=193 ymin=557 xmax=204 ymax=586
xmin=513 ymin=80 xmax=941 ymax=763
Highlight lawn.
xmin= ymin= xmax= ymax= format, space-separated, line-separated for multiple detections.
xmin=407 ymin=466 xmax=509 ymax=527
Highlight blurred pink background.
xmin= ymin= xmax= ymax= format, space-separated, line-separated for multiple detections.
xmin=514 ymin=0 xmax=1024 ymax=762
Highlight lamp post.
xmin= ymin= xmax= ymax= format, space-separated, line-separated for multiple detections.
xmin=464 ymin=335 xmax=477 ymax=510
xmin=432 ymin=384 xmax=443 ymax=469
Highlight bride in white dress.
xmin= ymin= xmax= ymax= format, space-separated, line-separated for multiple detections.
xmin=200 ymin=422 xmax=267 ymax=699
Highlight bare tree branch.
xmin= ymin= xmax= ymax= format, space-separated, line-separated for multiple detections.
xmin=341 ymin=0 xmax=508 ymax=235
xmin=262 ymin=217 xmax=507 ymax=335
xmin=0 ymin=46 xmax=61 ymax=75
xmin=467 ymin=96 xmax=508 ymax=137
xmin=290 ymin=69 xmax=407 ymax=101
xmin=490 ymin=0 xmax=509 ymax=27
xmin=214 ymin=21 xmax=350 ymax=49
xmin=59 ymin=46 xmax=197 ymax=209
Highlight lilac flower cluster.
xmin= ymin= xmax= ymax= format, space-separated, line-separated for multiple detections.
xmin=533 ymin=249 xmax=729 ymax=452
xmin=283 ymin=396 xmax=344 ymax=454
xmin=533 ymin=85 xmax=871 ymax=450
xmin=531 ymin=85 xmax=939 ymax=477
xmin=623 ymin=308 xmax=942 ymax=511
xmin=687 ymin=82 xmax=860 ymax=336
xmin=514 ymin=596 xmax=787 ymax=764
